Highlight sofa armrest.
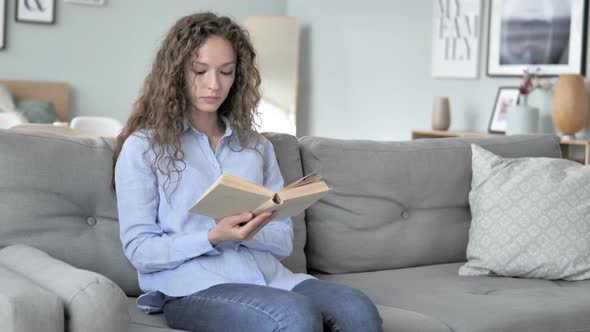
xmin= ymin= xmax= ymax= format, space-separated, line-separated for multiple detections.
xmin=0 ymin=245 xmax=129 ymax=332
xmin=0 ymin=265 xmax=64 ymax=332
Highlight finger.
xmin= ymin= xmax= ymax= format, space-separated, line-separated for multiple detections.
xmin=223 ymin=212 xmax=253 ymax=226
xmin=239 ymin=212 xmax=271 ymax=236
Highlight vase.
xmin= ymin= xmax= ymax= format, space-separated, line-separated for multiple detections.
xmin=506 ymin=96 xmax=539 ymax=135
xmin=552 ymin=74 xmax=589 ymax=139
xmin=528 ymin=89 xmax=554 ymax=134
xmin=431 ymin=96 xmax=450 ymax=131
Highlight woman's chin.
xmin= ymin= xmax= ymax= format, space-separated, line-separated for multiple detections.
xmin=194 ymin=105 xmax=221 ymax=114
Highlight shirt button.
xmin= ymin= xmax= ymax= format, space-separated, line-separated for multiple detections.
xmin=401 ymin=211 xmax=409 ymax=219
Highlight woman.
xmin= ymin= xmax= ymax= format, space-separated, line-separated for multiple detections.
xmin=113 ymin=12 xmax=383 ymax=332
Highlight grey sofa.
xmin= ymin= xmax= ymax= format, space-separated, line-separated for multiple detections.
xmin=1 ymin=128 xmax=589 ymax=332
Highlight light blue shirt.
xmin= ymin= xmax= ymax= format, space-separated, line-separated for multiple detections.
xmin=115 ymin=117 xmax=313 ymax=313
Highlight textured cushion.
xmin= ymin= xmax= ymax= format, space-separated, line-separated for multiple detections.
xmin=263 ymin=132 xmax=307 ymax=273
xmin=315 ymin=263 xmax=590 ymax=332
xmin=0 ymin=129 xmax=140 ymax=295
xmin=299 ymin=134 xmax=561 ymax=274
xmin=0 ymin=264 xmax=64 ymax=332
xmin=16 ymin=99 xmax=57 ymax=123
xmin=0 ymin=83 xmax=15 ymax=111
xmin=0 ymin=245 xmax=129 ymax=332
xmin=459 ymin=145 xmax=590 ymax=280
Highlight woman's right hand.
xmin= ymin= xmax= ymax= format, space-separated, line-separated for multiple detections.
xmin=207 ymin=211 xmax=273 ymax=245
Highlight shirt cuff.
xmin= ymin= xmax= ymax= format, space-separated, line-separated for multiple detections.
xmin=174 ymin=230 xmax=222 ymax=259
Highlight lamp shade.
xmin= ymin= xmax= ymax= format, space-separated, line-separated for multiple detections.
xmin=551 ymin=74 xmax=589 ymax=136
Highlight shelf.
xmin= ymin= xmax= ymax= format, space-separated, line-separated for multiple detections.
xmin=411 ymin=129 xmax=589 ymax=165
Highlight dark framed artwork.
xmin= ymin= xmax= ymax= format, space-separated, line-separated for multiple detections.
xmin=0 ymin=0 xmax=5 ymax=49
xmin=487 ymin=0 xmax=588 ymax=76
xmin=16 ymin=0 xmax=55 ymax=24
xmin=488 ymin=86 xmax=519 ymax=133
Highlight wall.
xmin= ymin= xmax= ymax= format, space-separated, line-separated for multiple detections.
xmin=289 ymin=0 xmax=590 ymax=140
xmin=0 ymin=0 xmax=286 ymax=122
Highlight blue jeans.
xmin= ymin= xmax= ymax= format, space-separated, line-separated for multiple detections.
xmin=163 ymin=279 xmax=383 ymax=332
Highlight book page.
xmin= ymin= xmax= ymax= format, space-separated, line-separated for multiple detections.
xmin=271 ymin=190 xmax=330 ymax=220
xmin=189 ymin=173 xmax=274 ymax=219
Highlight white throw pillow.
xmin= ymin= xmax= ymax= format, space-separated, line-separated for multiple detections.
xmin=459 ymin=144 xmax=590 ymax=280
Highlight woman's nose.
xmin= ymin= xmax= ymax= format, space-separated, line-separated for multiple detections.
xmin=207 ymin=73 xmax=220 ymax=91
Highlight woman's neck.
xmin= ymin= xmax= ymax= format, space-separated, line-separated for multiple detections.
xmin=188 ymin=112 xmax=224 ymax=138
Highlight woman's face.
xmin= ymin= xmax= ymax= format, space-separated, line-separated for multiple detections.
xmin=185 ymin=36 xmax=236 ymax=115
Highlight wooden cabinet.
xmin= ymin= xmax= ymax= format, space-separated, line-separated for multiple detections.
xmin=411 ymin=130 xmax=590 ymax=165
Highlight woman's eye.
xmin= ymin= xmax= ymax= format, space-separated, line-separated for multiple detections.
xmin=220 ymin=71 xmax=234 ymax=76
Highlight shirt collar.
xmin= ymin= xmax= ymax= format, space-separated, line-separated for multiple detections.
xmin=180 ymin=116 xmax=233 ymax=138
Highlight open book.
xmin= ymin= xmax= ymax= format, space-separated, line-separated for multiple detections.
xmin=188 ymin=171 xmax=331 ymax=220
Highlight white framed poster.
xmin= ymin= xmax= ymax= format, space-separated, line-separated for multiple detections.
xmin=64 ymin=0 xmax=105 ymax=6
xmin=0 ymin=0 xmax=5 ymax=49
xmin=16 ymin=0 xmax=55 ymax=24
xmin=432 ymin=0 xmax=482 ymax=78
xmin=487 ymin=0 xmax=587 ymax=76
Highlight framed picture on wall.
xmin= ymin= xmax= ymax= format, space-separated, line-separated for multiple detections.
xmin=16 ymin=0 xmax=56 ymax=24
xmin=0 ymin=0 xmax=6 ymax=50
xmin=64 ymin=0 xmax=105 ymax=6
xmin=487 ymin=0 xmax=588 ymax=76
xmin=488 ymin=87 xmax=519 ymax=133
xmin=431 ymin=0 xmax=482 ymax=78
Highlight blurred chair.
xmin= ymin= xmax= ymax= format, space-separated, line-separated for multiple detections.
xmin=70 ymin=116 xmax=123 ymax=137
xmin=0 ymin=112 xmax=27 ymax=129
xmin=11 ymin=123 xmax=79 ymax=136
xmin=0 ymin=112 xmax=26 ymax=129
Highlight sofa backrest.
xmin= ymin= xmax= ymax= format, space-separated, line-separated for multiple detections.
xmin=0 ymin=129 xmax=141 ymax=295
xmin=262 ymin=133 xmax=308 ymax=273
xmin=0 ymin=130 xmax=306 ymax=297
xmin=299 ymin=134 xmax=561 ymax=274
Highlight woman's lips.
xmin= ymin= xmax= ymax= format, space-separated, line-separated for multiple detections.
xmin=201 ymin=96 xmax=221 ymax=103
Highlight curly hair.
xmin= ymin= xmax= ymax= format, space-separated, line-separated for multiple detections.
xmin=112 ymin=12 xmax=262 ymax=193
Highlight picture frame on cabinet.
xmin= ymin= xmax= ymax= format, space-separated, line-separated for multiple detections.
xmin=488 ymin=86 xmax=519 ymax=133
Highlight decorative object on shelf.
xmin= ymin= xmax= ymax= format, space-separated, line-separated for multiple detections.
xmin=431 ymin=96 xmax=451 ymax=131
xmin=431 ymin=0 xmax=482 ymax=78
xmin=551 ymin=74 xmax=589 ymax=139
xmin=487 ymin=0 xmax=588 ymax=76
xmin=0 ymin=0 xmax=6 ymax=50
xmin=506 ymin=103 xmax=539 ymax=135
xmin=527 ymin=76 xmax=555 ymax=134
xmin=16 ymin=0 xmax=55 ymax=24
xmin=488 ymin=86 xmax=519 ymax=133
xmin=506 ymin=67 xmax=541 ymax=135
xmin=64 ymin=0 xmax=105 ymax=6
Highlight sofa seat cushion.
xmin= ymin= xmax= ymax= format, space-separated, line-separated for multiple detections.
xmin=315 ymin=263 xmax=590 ymax=332
xmin=128 ymin=297 xmax=188 ymax=332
